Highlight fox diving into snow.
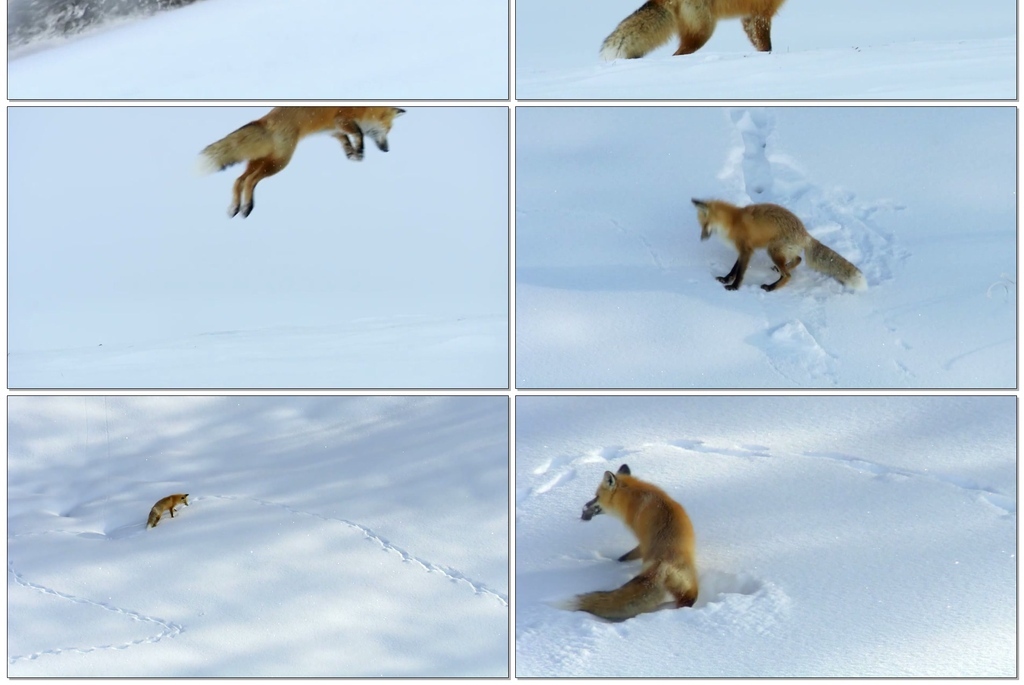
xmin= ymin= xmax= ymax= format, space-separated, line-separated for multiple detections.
xmin=147 ymin=493 xmax=189 ymax=528
xmin=693 ymin=199 xmax=867 ymax=291
xmin=600 ymin=0 xmax=787 ymax=61
xmin=572 ymin=465 xmax=698 ymax=621
xmin=198 ymin=106 xmax=406 ymax=218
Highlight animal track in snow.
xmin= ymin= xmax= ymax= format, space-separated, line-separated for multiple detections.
xmin=802 ymin=451 xmax=1014 ymax=517
xmin=669 ymin=439 xmax=771 ymax=460
xmin=719 ymin=108 xmax=911 ymax=384
xmin=201 ymin=495 xmax=508 ymax=607
xmin=7 ymin=560 xmax=182 ymax=665
xmin=9 ymin=493 xmax=506 ymax=665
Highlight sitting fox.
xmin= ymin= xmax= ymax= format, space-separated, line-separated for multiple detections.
xmin=198 ymin=106 xmax=405 ymax=218
xmin=147 ymin=494 xmax=189 ymax=528
xmin=601 ymin=0 xmax=787 ymax=60
xmin=573 ymin=465 xmax=698 ymax=620
xmin=693 ymin=198 xmax=867 ymax=291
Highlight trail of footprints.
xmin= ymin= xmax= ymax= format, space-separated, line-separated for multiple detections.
xmin=8 ymin=495 xmax=506 ymax=665
xmin=524 ymin=438 xmax=1015 ymax=516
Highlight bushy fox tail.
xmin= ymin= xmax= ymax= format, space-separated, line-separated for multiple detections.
xmin=806 ymin=238 xmax=867 ymax=290
xmin=573 ymin=564 xmax=697 ymax=620
xmin=600 ymin=1 xmax=675 ymax=60
xmin=197 ymin=122 xmax=274 ymax=175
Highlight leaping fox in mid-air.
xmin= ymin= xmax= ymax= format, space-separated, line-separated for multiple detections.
xmin=198 ymin=106 xmax=406 ymax=218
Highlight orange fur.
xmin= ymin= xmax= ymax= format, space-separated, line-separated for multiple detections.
xmin=198 ymin=106 xmax=405 ymax=218
xmin=693 ymin=198 xmax=866 ymax=291
xmin=574 ymin=465 xmax=698 ymax=620
xmin=147 ymin=493 xmax=189 ymax=528
xmin=600 ymin=0 xmax=786 ymax=60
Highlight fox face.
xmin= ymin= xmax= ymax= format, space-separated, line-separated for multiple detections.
xmin=581 ymin=464 xmax=631 ymax=520
xmin=691 ymin=198 xmax=717 ymax=241
xmin=362 ymin=108 xmax=406 ymax=152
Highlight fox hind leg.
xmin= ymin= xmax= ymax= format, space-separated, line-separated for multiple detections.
xmin=763 ymin=247 xmax=793 ymax=291
xmin=742 ymin=15 xmax=773 ymax=51
xmin=237 ymin=157 xmax=286 ymax=218
xmin=673 ymin=11 xmax=715 ymax=55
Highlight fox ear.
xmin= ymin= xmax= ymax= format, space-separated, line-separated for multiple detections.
xmin=603 ymin=471 xmax=617 ymax=488
xmin=393 ymin=108 xmax=406 ymax=117
xmin=691 ymin=198 xmax=708 ymax=209
xmin=617 ymin=464 xmax=631 ymax=475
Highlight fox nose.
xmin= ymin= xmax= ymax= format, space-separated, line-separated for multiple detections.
xmin=581 ymin=498 xmax=601 ymax=520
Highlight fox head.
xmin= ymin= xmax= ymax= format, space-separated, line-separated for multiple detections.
xmin=181 ymin=494 xmax=190 ymax=506
xmin=581 ymin=464 xmax=631 ymax=520
xmin=364 ymin=107 xmax=406 ymax=153
xmin=691 ymin=198 xmax=716 ymax=241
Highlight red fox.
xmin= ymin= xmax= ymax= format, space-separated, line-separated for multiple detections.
xmin=573 ymin=465 xmax=698 ymax=620
xmin=600 ymin=0 xmax=787 ymax=60
xmin=693 ymin=198 xmax=867 ymax=291
xmin=198 ymin=106 xmax=406 ymax=218
xmin=147 ymin=493 xmax=189 ymax=528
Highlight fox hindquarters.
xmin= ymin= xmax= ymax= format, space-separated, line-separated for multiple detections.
xmin=600 ymin=0 xmax=787 ymax=61
xmin=574 ymin=464 xmax=699 ymax=620
xmin=147 ymin=493 xmax=189 ymax=528
xmin=692 ymin=198 xmax=867 ymax=292
xmin=198 ymin=106 xmax=406 ymax=218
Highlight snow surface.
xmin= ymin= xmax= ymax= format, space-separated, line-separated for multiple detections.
xmin=8 ymin=395 xmax=509 ymax=676
xmin=516 ymin=0 xmax=1016 ymax=99
xmin=515 ymin=395 xmax=1016 ymax=677
xmin=8 ymin=0 xmax=509 ymax=99
xmin=516 ymin=106 xmax=1016 ymax=388
xmin=8 ymin=106 xmax=509 ymax=388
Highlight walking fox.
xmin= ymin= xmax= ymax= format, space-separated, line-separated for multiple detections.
xmin=198 ymin=106 xmax=406 ymax=218
xmin=600 ymin=0 xmax=786 ymax=60
xmin=693 ymin=199 xmax=867 ymax=291
xmin=147 ymin=494 xmax=189 ymax=528
xmin=572 ymin=465 xmax=698 ymax=621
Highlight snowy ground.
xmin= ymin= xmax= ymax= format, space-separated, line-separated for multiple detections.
xmin=8 ymin=395 xmax=509 ymax=676
xmin=8 ymin=106 xmax=509 ymax=389
xmin=516 ymin=0 xmax=1016 ymax=99
xmin=516 ymin=106 xmax=1016 ymax=388
xmin=8 ymin=0 xmax=509 ymax=99
xmin=515 ymin=395 xmax=1016 ymax=677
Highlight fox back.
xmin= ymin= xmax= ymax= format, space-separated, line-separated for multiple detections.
xmin=582 ymin=464 xmax=696 ymax=564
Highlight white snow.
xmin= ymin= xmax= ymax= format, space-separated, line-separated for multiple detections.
xmin=515 ymin=395 xmax=1016 ymax=677
xmin=8 ymin=106 xmax=509 ymax=388
xmin=516 ymin=0 xmax=1016 ymax=99
xmin=516 ymin=106 xmax=1016 ymax=388
xmin=8 ymin=0 xmax=509 ymax=99
xmin=8 ymin=395 xmax=509 ymax=676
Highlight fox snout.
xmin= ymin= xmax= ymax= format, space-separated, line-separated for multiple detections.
xmin=581 ymin=496 xmax=603 ymax=521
